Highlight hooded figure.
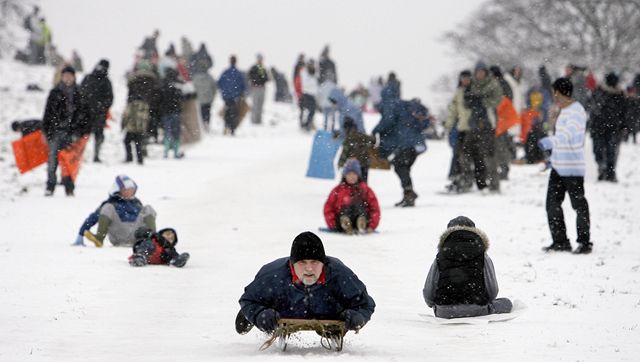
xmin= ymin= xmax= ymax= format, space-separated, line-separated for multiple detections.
xmin=423 ymin=216 xmax=512 ymax=319
xmin=328 ymin=88 xmax=365 ymax=134
xmin=74 ymin=175 xmax=157 ymax=247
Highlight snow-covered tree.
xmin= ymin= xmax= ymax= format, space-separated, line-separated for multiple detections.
xmin=443 ymin=0 xmax=640 ymax=73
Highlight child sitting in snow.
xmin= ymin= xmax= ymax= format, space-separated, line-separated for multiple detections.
xmin=423 ymin=216 xmax=512 ymax=318
xmin=128 ymin=227 xmax=190 ymax=267
xmin=323 ymin=159 xmax=380 ymax=234
xmin=74 ymin=175 xmax=156 ymax=247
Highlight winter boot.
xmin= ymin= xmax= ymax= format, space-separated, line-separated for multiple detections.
xmin=541 ymin=242 xmax=571 ymax=252
xmin=356 ymin=215 xmax=367 ymax=234
xmin=339 ymin=215 xmax=354 ymax=235
xmin=572 ymin=242 xmax=593 ymax=254
xmin=235 ymin=310 xmax=254 ymax=335
xmin=170 ymin=253 xmax=190 ymax=267
xmin=83 ymin=230 xmax=104 ymax=248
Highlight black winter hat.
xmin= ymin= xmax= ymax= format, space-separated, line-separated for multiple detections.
xmin=98 ymin=59 xmax=110 ymax=70
xmin=447 ymin=216 xmax=476 ymax=229
xmin=605 ymin=72 xmax=619 ymax=87
xmin=552 ymin=77 xmax=573 ymax=97
xmin=290 ymin=231 xmax=326 ymax=263
xmin=61 ymin=65 xmax=76 ymax=75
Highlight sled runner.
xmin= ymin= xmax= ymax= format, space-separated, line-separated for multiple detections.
xmin=419 ymin=300 xmax=527 ymax=325
xmin=260 ymin=318 xmax=346 ymax=352
xmin=306 ymin=130 xmax=342 ymax=179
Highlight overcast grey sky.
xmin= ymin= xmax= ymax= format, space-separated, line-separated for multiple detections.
xmin=41 ymin=0 xmax=486 ymax=104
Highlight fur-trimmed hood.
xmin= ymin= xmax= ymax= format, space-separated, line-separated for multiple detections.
xmin=438 ymin=225 xmax=490 ymax=251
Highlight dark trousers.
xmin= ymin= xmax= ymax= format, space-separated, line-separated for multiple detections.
xmin=224 ymin=99 xmax=240 ymax=133
xmin=46 ymin=133 xmax=70 ymax=192
xmin=592 ymin=132 xmax=620 ymax=179
xmin=124 ymin=132 xmax=144 ymax=163
xmin=300 ymin=94 xmax=316 ymax=130
xmin=546 ymin=169 xmax=591 ymax=245
xmin=337 ymin=203 xmax=367 ymax=231
xmin=393 ymin=148 xmax=418 ymax=190
xmin=200 ymin=103 xmax=212 ymax=126
xmin=93 ymin=127 xmax=104 ymax=161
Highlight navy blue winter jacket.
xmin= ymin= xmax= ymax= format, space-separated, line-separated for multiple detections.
xmin=218 ymin=66 xmax=246 ymax=101
xmin=239 ymin=256 xmax=375 ymax=324
xmin=372 ymin=99 xmax=429 ymax=158
xmin=78 ymin=196 xmax=143 ymax=236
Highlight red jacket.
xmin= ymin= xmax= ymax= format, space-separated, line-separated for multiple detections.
xmin=323 ymin=181 xmax=380 ymax=230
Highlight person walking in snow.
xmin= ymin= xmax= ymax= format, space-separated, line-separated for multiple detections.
xmin=159 ymin=68 xmax=184 ymax=158
xmin=42 ymin=65 xmax=90 ymax=196
xmin=235 ymin=231 xmax=375 ymax=334
xmin=218 ymin=55 xmax=246 ymax=135
xmin=589 ymin=72 xmax=626 ymax=182
xmin=300 ymin=59 xmax=319 ymax=131
xmin=74 ymin=175 xmax=157 ymax=247
xmin=128 ymin=227 xmax=190 ymax=268
xmin=372 ymin=98 xmax=431 ymax=207
xmin=323 ymin=159 xmax=380 ymax=234
xmin=80 ymin=59 xmax=113 ymax=163
xmin=538 ymin=77 xmax=592 ymax=254
xmin=248 ymin=53 xmax=269 ymax=125
xmin=423 ymin=216 xmax=513 ymax=319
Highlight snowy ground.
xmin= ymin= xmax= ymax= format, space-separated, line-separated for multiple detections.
xmin=1 ymin=61 xmax=639 ymax=361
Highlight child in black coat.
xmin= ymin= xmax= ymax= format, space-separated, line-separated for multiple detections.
xmin=128 ymin=227 xmax=190 ymax=267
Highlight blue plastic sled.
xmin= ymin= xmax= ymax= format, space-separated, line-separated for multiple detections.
xmin=306 ymin=130 xmax=342 ymax=179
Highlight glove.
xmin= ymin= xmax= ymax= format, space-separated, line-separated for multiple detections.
xmin=255 ymin=309 xmax=279 ymax=333
xmin=344 ymin=309 xmax=366 ymax=331
xmin=71 ymin=234 xmax=85 ymax=247
xmin=537 ymin=137 xmax=553 ymax=151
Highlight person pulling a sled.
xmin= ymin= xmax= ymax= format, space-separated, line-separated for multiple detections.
xmin=323 ymin=159 xmax=380 ymax=234
xmin=236 ymin=231 xmax=375 ymax=338
xmin=423 ymin=216 xmax=512 ymax=319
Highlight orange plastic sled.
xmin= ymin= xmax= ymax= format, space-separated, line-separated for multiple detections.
xmin=495 ymin=97 xmax=520 ymax=136
xmin=12 ymin=130 xmax=49 ymax=174
xmin=58 ymin=136 xmax=88 ymax=182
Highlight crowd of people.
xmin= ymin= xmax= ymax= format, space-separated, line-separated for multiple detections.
xmin=9 ymin=23 xmax=640 ymax=347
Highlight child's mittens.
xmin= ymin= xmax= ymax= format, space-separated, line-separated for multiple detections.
xmin=129 ymin=254 xmax=148 ymax=267
xmin=72 ymin=234 xmax=85 ymax=247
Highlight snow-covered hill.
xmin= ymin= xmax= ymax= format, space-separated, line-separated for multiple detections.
xmin=1 ymin=60 xmax=639 ymax=361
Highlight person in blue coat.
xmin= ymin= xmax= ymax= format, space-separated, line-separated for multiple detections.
xmin=236 ymin=231 xmax=375 ymax=334
xmin=328 ymin=88 xmax=365 ymax=134
xmin=218 ymin=55 xmax=246 ymax=135
xmin=372 ymin=98 xmax=431 ymax=207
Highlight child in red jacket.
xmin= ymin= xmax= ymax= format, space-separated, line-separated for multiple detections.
xmin=128 ymin=227 xmax=190 ymax=267
xmin=323 ymin=159 xmax=381 ymax=234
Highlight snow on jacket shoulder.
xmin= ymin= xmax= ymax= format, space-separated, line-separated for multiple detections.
xmin=239 ymin=256 xmax=375 ymax=325
xmin=323 ymin=181 xmax=380 ymax=230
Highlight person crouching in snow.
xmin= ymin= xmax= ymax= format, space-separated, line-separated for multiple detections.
xmin=423 ymin=216 xmax=512 ymax=319
xmin=323 ymin=159 xmax=380 ymax=234
xmin=128 ymin=227 xmax=190 ymax=267
xmin=73 ymin=175 xmax=156 ymax=247
xmin=236 ymin=231 xmax=375 ymax=334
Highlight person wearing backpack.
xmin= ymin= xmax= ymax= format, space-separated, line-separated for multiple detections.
xmin=122 ymin=96 xmax=150 ymax=164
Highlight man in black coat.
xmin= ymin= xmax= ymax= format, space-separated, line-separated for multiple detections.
xmin=81 ymin=59 xmax=113 ymax=162
xmin=236 ymin=231 xmax=375 ymax=335
xmin=590 ymin=72 xmax=627 ymax=182
xmin=42 ymin=65 xmax=90 ymax=196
